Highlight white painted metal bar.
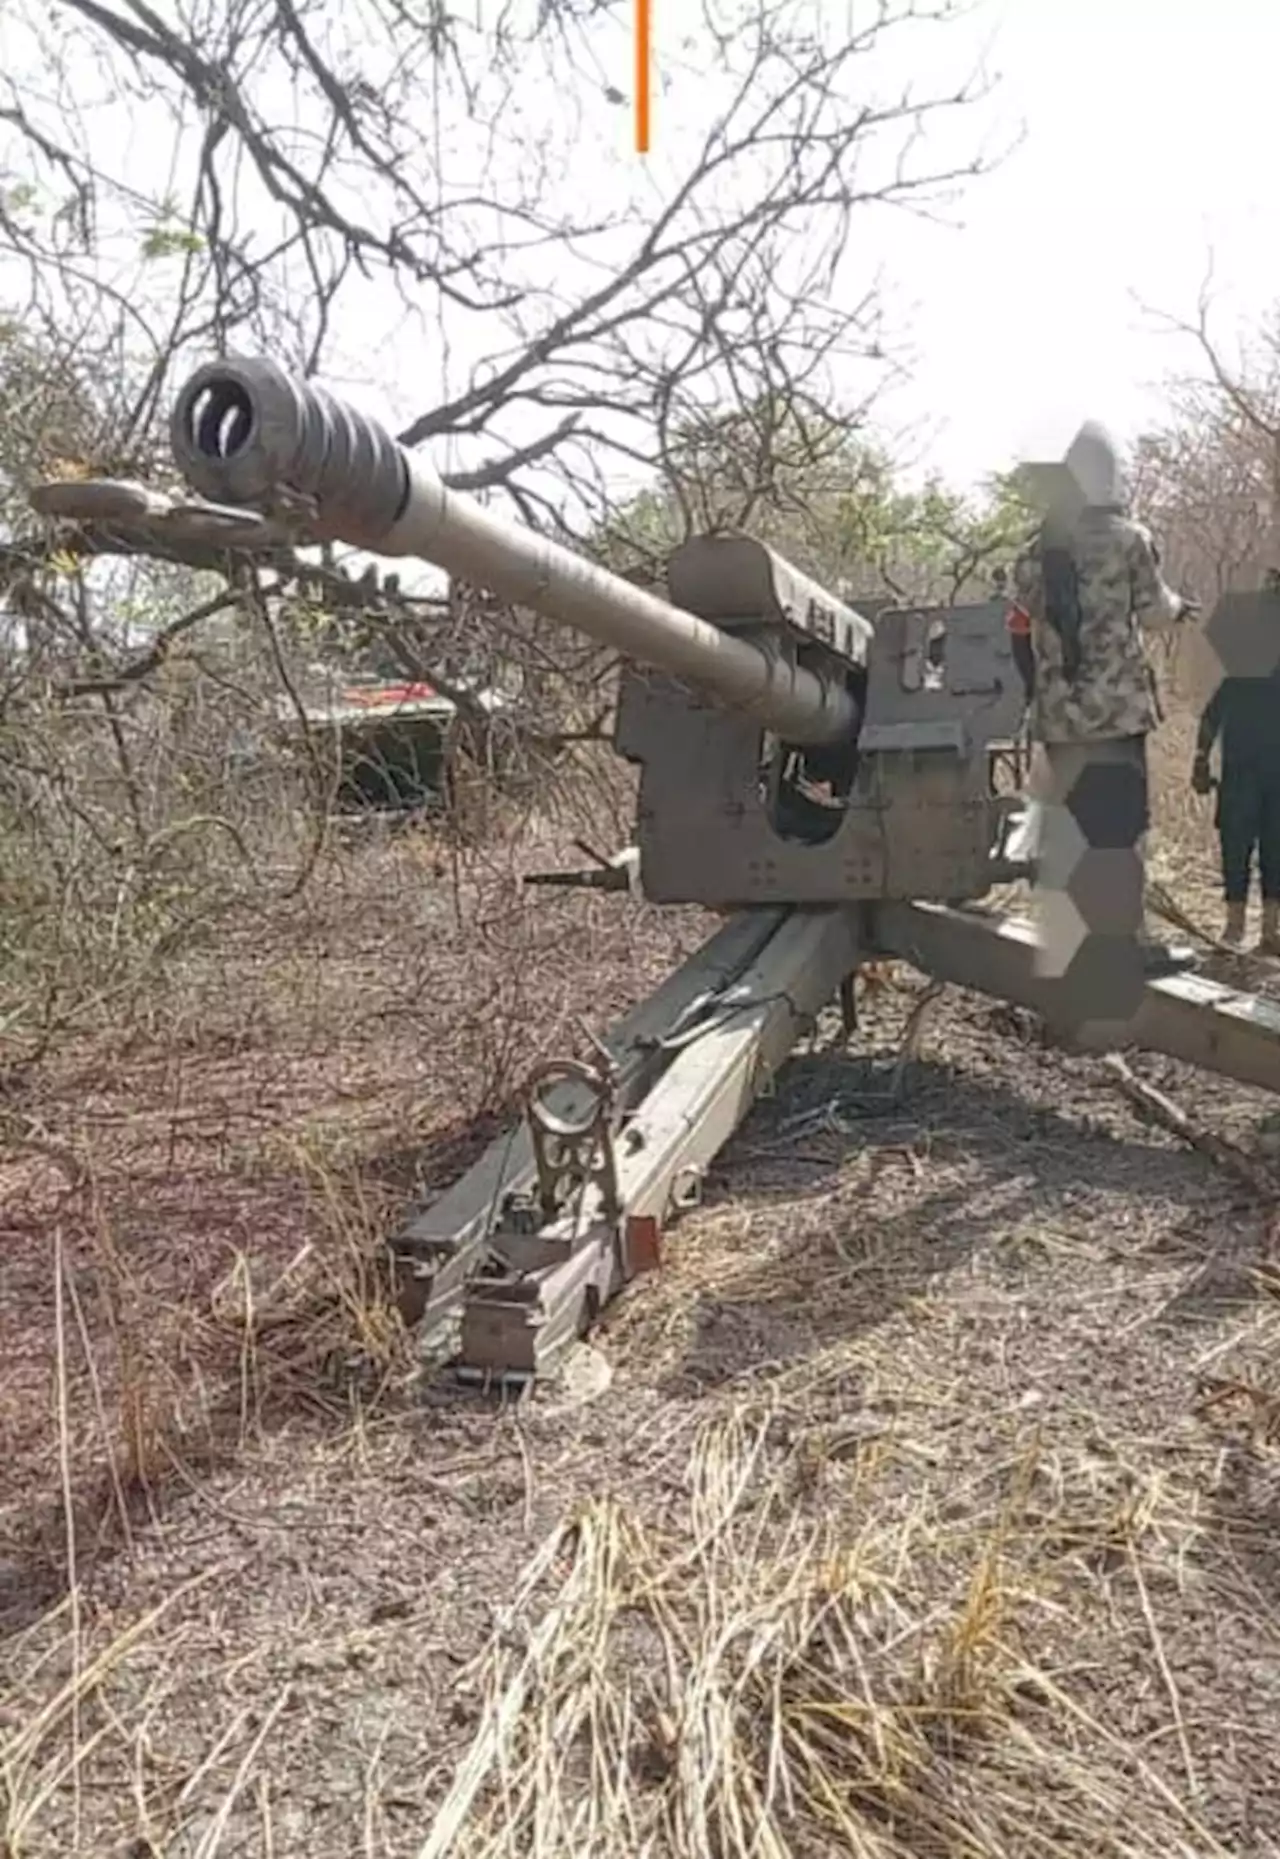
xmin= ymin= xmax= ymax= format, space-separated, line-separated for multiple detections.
xmin=390 ymin=907 xmax=786 ymax=1333
xmin=457 ymin=906 xmax=860 ymax=1377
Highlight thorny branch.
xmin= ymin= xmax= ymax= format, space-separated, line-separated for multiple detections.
xmin=0 ymin=0 xmax=995 ymax=520
xmin=0 ymin=0 xmax=1001 ymax=716
xmin=0 ymin=0 xmax=1000 ymax=1087
xmin=1133 ymin=279 xmax=1280 ymax=599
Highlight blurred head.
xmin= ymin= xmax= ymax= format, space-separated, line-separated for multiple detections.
xmin=1065 ymin=421 xmax=1127 ymax=512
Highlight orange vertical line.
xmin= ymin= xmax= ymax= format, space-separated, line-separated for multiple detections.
xmin=636 ymin=0 xmax=651 ymax=153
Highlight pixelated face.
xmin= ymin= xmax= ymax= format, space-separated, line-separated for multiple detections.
xmin=1064 ymin=421 xmax=1126 ymax=510
xmin=1011 ymin=460 xmax=1084 ymax=523
xmin=1203 ymin=590 xmax=1280 ymax=682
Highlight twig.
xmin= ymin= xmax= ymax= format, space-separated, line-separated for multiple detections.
xmin=1127 ymin=1537 xmax=1199 ymax=1802
xmin=53 ymin=1230 xmax=83 ymax=1850
xmin=193 ymin=1685 xmax=292 ymax=1858
xmin=415 ymin=1523 xmax=575 ymax=1859
xmin=1146 ymin=879 xmax=1229 ymax=953
xmin=890 ymin=979 xmax=946 ymax=1100
xmin=1102 ymin=1053 xmax=1279 ymax=1197
xmin=53 ymin=590 xmax=239 ymax=699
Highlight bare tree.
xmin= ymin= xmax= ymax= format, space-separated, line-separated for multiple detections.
xmin=1135 ymin=288 xmax=1280 ymax=601
xmin=0 ymin=0 xmax=1004 ymax=1078
xmin=1131 ymin=395 xmax=1273 ymax=607
xmin=0 ymin=0 xmax=1002 ymax=746
xmin=0 ymin=0 xmax=995 ymax=526
xmin=593 ymin=390 xmax=1031 ymax=609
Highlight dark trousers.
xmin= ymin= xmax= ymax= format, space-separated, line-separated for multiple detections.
xmin=1217 ymin=765 xmax=1280 ymax=902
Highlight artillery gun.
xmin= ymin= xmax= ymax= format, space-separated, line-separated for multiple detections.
xmin=29 ymin=357 xmax=1280 ymax=1384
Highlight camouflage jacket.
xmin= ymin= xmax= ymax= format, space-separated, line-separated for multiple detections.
xmin=1011 ymin=510 xmax=1183 ymax=743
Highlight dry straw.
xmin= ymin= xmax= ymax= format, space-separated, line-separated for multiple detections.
xmin=416 ymin=1405 xmax=1226 ymax=1858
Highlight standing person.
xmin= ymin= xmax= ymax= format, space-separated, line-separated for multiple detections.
xmin=1010 ymin=421 xmax=1198 ymax=996
xmin=1192 ymin=587 xmax=1280 ymax=952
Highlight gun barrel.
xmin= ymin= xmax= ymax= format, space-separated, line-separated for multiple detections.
xmin=170 ymin=357 xmax=859 ymax=749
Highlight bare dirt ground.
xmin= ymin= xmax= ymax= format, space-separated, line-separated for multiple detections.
xmin=6 ymin=709 xmax=1280 ymax=1857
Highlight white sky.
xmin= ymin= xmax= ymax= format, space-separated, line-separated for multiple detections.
xmin=3 ymin=0 xmax=1279 ymax=507
xmin=345 ymin=0 xmax=1280 ymax=498
xmin=878 ymin=0 xmax=1280 ymax=486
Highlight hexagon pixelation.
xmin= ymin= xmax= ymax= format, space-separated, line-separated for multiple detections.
xmin=1036 ymin=886 xmax=1089 ymax=979
xmin=1034 ymin=766 xmax=1147 ymax=1033
xmin=1009 ymin=459 xmax=1085 ymax=522
xmin=1054 ymin=930 xmax=1148 ymax=1030
xmin=1064 ymin=422 xmax=1120 ymax=500
xmin=1014 ymin=421 xmax=1129 ymax=528
xmin=1035 ymin=878 xmax=1146 ymax=1028
xmin=1203 ymin=590 xmax=1280 ymax=684
xmin=1064 ymin=845 xmax=1146 ymax=938
xmin=1033 ymin=799 xmax=1089 ymax=895
xmin=1063 ymin=757 xmax=1147 ymax=854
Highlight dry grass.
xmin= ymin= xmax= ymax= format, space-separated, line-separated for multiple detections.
xmin=4 ymin=672 xmax=1280 ymax=1856
xmin=420 ymin=1403 xmax=1229 ymax=1859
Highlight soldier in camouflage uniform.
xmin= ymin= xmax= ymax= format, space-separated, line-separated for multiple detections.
xmin=1010 ymin=421 xmax=1197 ymax=982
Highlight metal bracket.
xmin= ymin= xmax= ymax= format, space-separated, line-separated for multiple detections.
xmin=404 ymin=906 xmax=862 ymax=1386
xmin=525 ymin=1053 xmax=621 ymax=1225
xmin=28 ymin=476 xmax=313 ymax=553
